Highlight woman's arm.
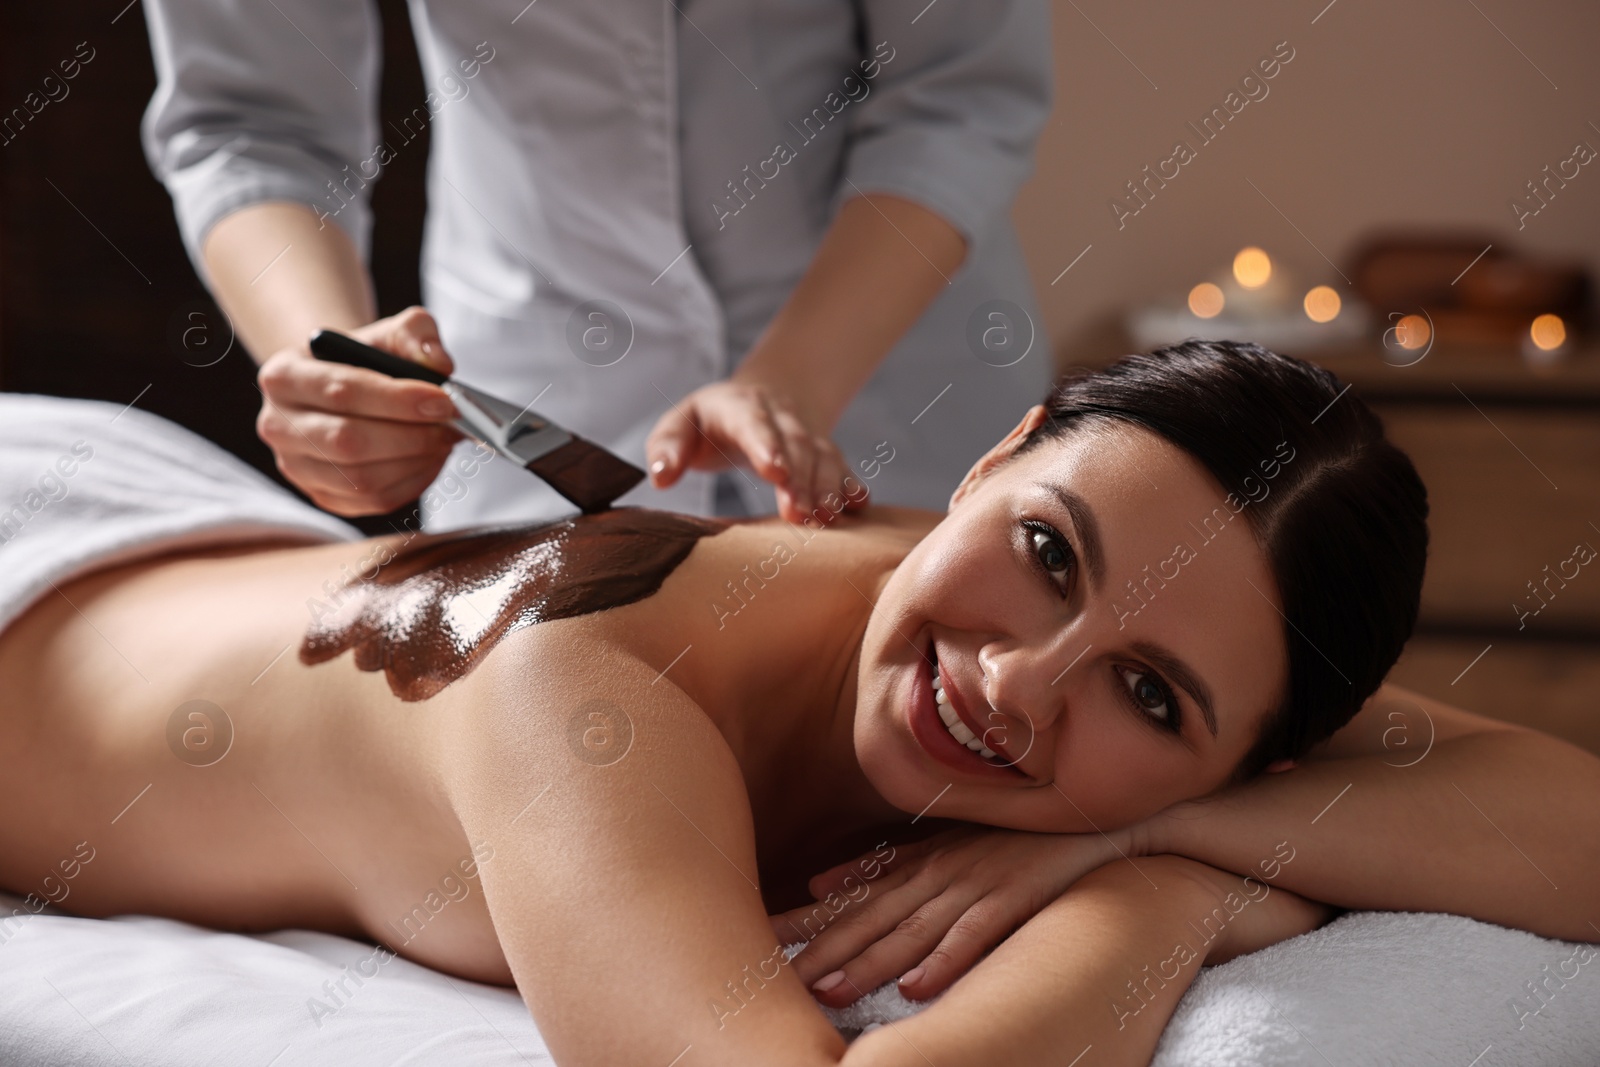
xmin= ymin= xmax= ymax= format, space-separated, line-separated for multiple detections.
xmin=142 ymin=0 xmax=460 ymax=515
xmin=847 ymin=856 xmax=1329 ymax=1067
xmin=777 ymin=683 xmax=1600 ymax=1003
xmin=443 ymin=645 xmax=857 ymax=1067
xmin=1139 ymin=681 xmax=1600 ymax=942
xmin=203 ymin=202 xmax=375 ymax=364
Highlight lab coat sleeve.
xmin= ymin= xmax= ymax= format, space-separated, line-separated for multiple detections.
xmin=844 ymin=0 xmax=1052 ymax=245
xmin=139 ymin=0 xmax=383 ymax=273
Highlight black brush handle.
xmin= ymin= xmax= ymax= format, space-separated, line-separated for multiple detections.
xmin=309 ymin=329 xmax=450 ymax=386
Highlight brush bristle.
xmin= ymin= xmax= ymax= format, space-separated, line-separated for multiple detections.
xmin=527 ymin=437 xmax=646 ymax=513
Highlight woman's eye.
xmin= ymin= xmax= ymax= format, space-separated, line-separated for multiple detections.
xmin=1023 ymin=521 xmax=1075 ymax=592
xmin=1118 ymin=666 xmax=1178 ymax=731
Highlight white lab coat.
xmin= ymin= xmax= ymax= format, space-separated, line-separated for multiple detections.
xmin=142 ymin=0 xmax=1053 ymax=528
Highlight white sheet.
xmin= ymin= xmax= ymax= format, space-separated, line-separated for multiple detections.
xmin=0 ymin=893 xmax=550 ymax=1065
xmin=2 ymin=891 xmax=1595 ymax=1066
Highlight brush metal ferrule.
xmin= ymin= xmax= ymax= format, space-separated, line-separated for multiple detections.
xmin=444 ymin=381 xmax=574 ymax=466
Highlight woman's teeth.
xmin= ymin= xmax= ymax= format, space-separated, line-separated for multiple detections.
xmin=932 ymin=663 xmax=1001 ymax=762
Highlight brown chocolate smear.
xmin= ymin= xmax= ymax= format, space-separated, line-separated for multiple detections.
xmin=300 ymin=508 xmax=727 ymax=701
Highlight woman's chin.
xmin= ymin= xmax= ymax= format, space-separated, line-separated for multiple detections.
xmin=856 ymin=742 xmax=1147 ymax=833
xmin=853 ymin=729 xmax=941 ymax=817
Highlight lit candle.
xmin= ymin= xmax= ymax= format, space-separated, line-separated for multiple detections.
xmin=1394 ymin=314 xmax=1430 ymax=350
xmin=1303 ymin=286 xmax=1341 ymax=323
xmin=1233 ymin=247 xmax=1272 ymax=289
xmin=1188 ymin=283 xmax=1225 ymax=319
xmin=1529 ymin=314 xmax=1566 ymax=351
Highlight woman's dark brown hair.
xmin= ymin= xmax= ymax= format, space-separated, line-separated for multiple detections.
xmin=1011 ymin=339 xmax=1429 ymax=778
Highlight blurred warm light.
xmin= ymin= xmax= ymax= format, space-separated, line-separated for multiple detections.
xmin=1232 ymin=247 xmax=1272 ymax=289
xmin=1188 ymin=283 xmax=1225 ymax=319
xmin=1395 ymin=314 xmax=1430 ymax=350
xmin=1303 ymin=286 xmax=1341 ymax=324
xmin=1530 ymin=314 xmax=1567 ymax=351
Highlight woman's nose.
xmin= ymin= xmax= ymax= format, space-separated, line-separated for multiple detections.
xmin=976 ymin=641 xmax=1068 ymax=738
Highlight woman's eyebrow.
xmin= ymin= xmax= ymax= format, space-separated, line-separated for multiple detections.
xmin=1130 ymin=639 xmax=1219 ymax=740
xmin=1043 ymin=483 xmax=1106 ymax=595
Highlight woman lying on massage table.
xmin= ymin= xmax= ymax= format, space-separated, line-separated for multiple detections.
xmin=0 ymin=340 xmax=1595 ymax=1067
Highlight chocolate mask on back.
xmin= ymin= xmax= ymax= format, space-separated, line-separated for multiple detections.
xmin=300 ymin=509 xmax=727 ymax=701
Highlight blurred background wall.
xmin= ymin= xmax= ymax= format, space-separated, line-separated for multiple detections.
xmin=0 ymin=0 xmax=430 ymax=502
xmin=2 ymin=0 xmax=1596 ymax=750
xmin=1014 ymin=0 xmax=1599 ymax=359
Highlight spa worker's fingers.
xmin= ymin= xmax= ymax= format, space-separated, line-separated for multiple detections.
xmin=645 ymin=379 xmax=865 ymax=524
xmin=772 ymin=826 xmax=1137 ymax=1006
xmin=768 ymin=405 xmax=861 ymax=525
xmin=256 ymin=306 xmax=462 ymax=516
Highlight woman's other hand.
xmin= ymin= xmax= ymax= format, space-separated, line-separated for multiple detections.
xmin=770 ymin=824 xmax=1136 ymax=1008
xmin=256 ymin=306 xmax=462 ymax=516
xmin=645 ymin=374 xmax=865 ymax=525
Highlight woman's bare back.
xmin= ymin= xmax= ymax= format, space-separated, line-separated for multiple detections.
xmin=0 ymin=508 xmax=929 ymax=984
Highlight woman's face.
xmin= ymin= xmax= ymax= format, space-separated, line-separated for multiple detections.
xmin=854 ymin=407 xmax=1288 ymax=832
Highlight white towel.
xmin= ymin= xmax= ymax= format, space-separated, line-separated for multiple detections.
xmin=818 ymin=911 xmax=1600 ymax=1066
xmin=1152 ymin=911 xmax=1600 ymax=1066
xmin=0 ymin=394 xmax=359 ymax=634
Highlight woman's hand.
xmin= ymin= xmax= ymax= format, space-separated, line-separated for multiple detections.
xmin=842 ymin=855 xmax=1333 ymax=1067
xmin=645 ymin=373 xmax=865 ymax=525
xmin=256 ymin=306 xmax=462 ymax=516
xmin=770 ymin=825 xmax=1136 ymax=1007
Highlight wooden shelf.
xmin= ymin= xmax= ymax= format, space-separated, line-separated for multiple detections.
xmin=1055 ymin=318 xmax=1600 ymax=407
xmin=1307 ymin=340 xmax=1600 ymax=406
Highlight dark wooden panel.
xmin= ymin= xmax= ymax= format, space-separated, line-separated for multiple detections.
xmin=1378 ymin=405 xmax=1600 ymax=635
xmin=0 ymin=0 xmax=429 ymax=534
xmin=1389 ymin=634 xmax=1600 ymax=756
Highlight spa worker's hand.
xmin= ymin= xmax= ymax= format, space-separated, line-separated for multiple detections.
xmin=645 ymin=369 xmax=864 ymax=525
xmin=194 ymin=202 xmax=461 ymax=517
xmin=646 ymin=193 xmax=969 ymax=523
xmin=257 ymin=306 xmax=463 ymax=516
xmin=771 ymin=824 xmax=1139 ymax=1007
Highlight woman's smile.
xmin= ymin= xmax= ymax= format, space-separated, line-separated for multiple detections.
xmin=906 ymin=636 xmax=1031 ymax=780
xmin=856 ymin=409 xmax=1294 ymax=833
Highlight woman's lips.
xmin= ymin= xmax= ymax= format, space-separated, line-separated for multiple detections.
xmin=908 ymin=639 xmax=1027 ymax=779
xmin=938 ymin=659 xmax=1024 ymax=767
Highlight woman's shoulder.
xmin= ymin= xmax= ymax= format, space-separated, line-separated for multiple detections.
xmin=656 ymin=503 xmax=937 ymax=589
xmin=715 ymin=504 xmax=941 ymax=555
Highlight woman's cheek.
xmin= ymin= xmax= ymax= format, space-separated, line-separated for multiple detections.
xmin=1053 ymin=722 xmax=1184 ymax=829
xmin=925 ymin=523 xmax=1024 ymax=620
